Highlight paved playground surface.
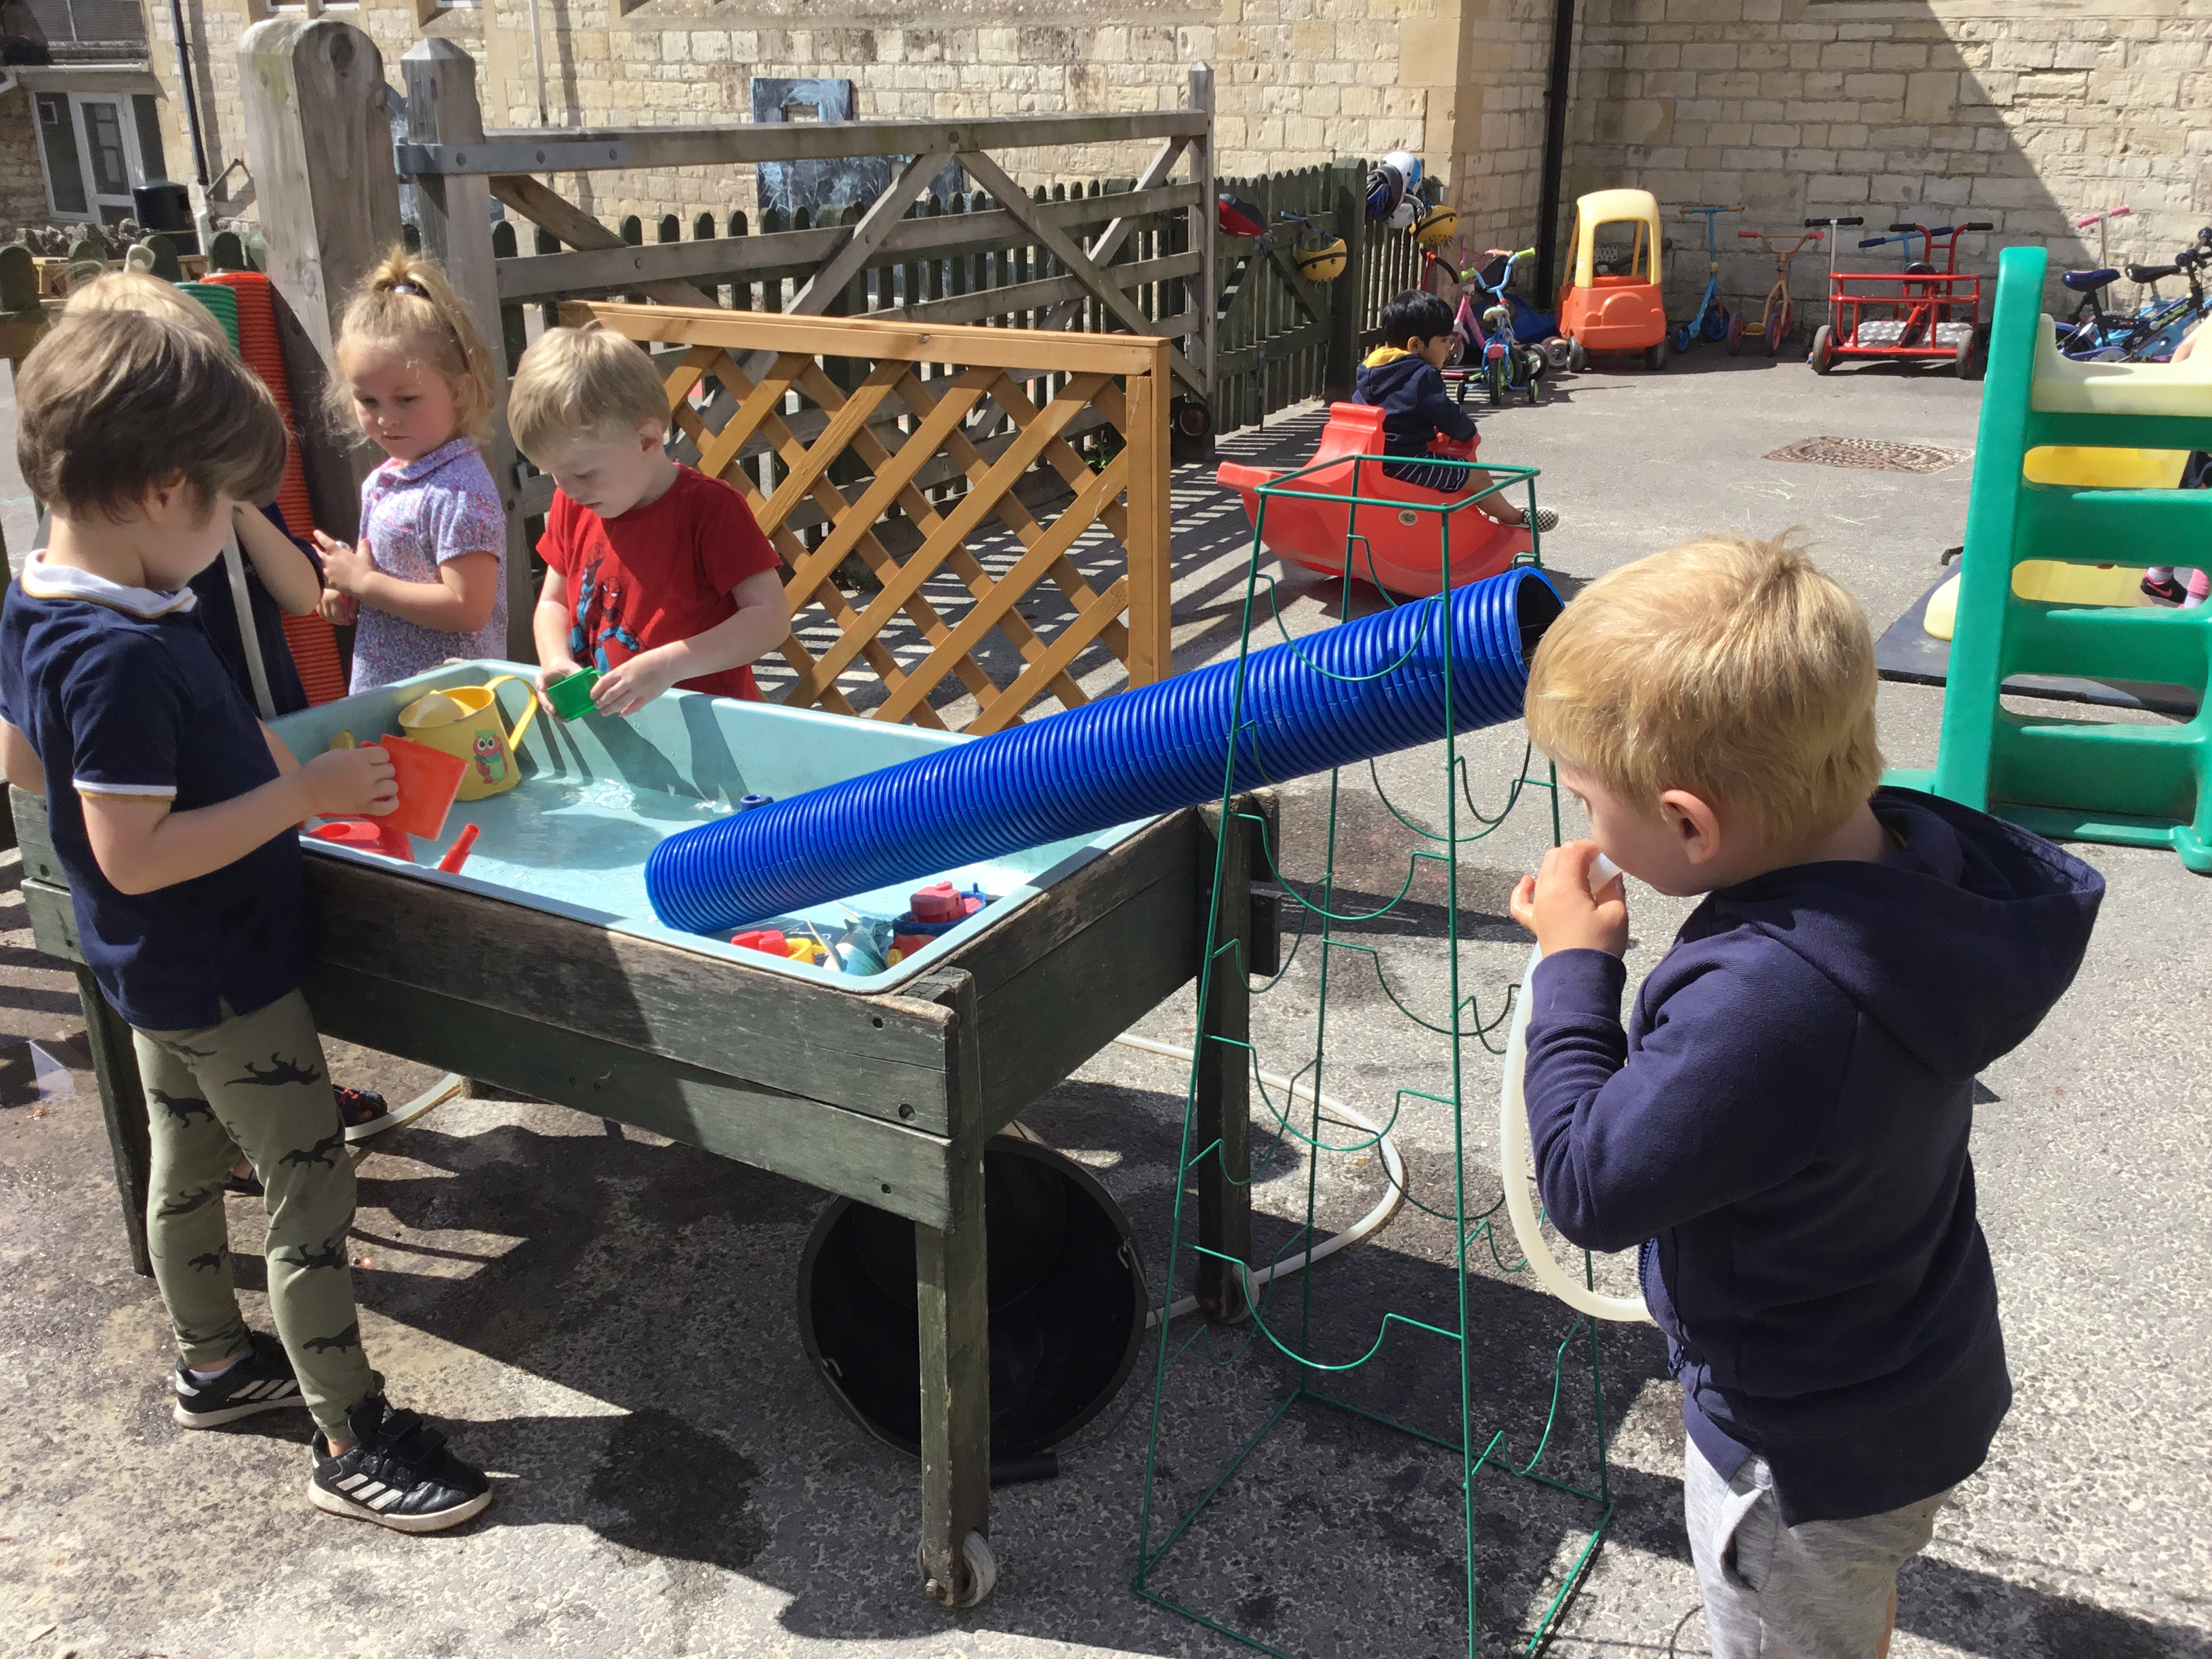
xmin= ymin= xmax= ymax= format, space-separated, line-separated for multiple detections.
xmin=2 ymin=352 xmax=2207 ymax=1658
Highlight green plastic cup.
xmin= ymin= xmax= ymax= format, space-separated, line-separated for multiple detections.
xmin=546 ymin=668 xmax=602 ymax=720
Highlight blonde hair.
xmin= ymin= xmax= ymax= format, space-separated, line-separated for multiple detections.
xmin=327 ymin=246 xmax=497 ymax=445
xmin=1523 ymin=529 xmax=1882 ymax=842
xmin=64 ymin=270 xmax=230 ymax=352
xmin=508 ymin=324 xmax=670 ymax=461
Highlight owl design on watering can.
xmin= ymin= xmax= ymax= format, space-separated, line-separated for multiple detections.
xmin=472 ymin=731 xmax=508 ymax=786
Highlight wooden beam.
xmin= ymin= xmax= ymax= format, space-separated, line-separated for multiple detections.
xmin=239 ymin=18 xmax=403 ymax=366
xmin=1193 ymin=797 xmax=1255 ymax=1323
xmin=889 ymin=253 xmax=1202 ymax=331
xmin=1188 ymin=64 xmax=1218 ymax=402
xmin=784 ymin=144 xmax=956 ymax=318
xmin=237 ymin=16 xmax=403 ymax=539
xmin=956 ymin=147 xmax=1206 ymax=396
xmin=301 ymin=853 xmax=966 ymax=1132
xmin=396 ymin=109 xmax=1211 ymax=176
xmin=491 ymin=176 xmax=722 ymax=310
xmin=1040 ymin=134 xmax=1187 ymax=332
xmin=403 ymin=39 xmax=533 ymax=661
xmin=309 ymin=960 xmax=963 ymax=1228
xmin=584 ymin=300 xmax=1168 ymax=377
xmin=491 ymin=181 xmax=1202 ymax=304
xmin=916 ymin=966 xmax=991 ymax=1605
xmin=1122 ymin=335 xmax=1172 ymax=685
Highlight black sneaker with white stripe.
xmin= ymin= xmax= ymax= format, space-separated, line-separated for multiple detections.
xmin=172 ymin=1330 xmax=306 ymax=1427
xmin=309 ymin=1393 xmax=491 ymax=1533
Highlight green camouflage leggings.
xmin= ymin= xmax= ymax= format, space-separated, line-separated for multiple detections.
xmin=135 ymin=989 xmax=373 ymax=1437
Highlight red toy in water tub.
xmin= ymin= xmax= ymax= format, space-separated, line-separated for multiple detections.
xmin=308 ymin=817 xmax=415 ymax=860
xmin=1214 ymin=403 xmax=1531 ymax=598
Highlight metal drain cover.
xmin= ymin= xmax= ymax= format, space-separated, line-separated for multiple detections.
xmin=1765 ymin=436 xmax=1970 ymax=473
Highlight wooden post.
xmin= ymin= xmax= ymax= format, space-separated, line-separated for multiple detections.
xmin=239 ymin=16 xmax=403 ymax=541
xmin=1124 ymin=335 xmax=1172 ymax=685
xmin=1187 ymin=65 xmax=1216 ymax=403
xmin=403 ymin=39 xmax=532 ymax=662
xmin=1328 ymin=160 xmax=1366 ymax=401
xmin=76 ymin=969 xmax=154 ymax=1277
xmin=1193 ymin=796 xmax=1254 ymax=1324
xmin=914 ymin=970 xmax=991 ymax=1605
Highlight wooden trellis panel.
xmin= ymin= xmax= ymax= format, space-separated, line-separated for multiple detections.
xmin=584 ymin=302 xmax=1171 ymax=735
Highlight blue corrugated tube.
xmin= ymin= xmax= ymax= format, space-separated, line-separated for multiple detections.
xmin=646 ymin=567 xmax=1564 ymax=935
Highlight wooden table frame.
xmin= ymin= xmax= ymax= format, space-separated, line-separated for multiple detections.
xmin=13 ymin=785 xmax=1271 ymax=1604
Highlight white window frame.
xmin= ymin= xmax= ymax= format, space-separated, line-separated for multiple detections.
xmin=37 ymin=89 xmax=157 ymax=225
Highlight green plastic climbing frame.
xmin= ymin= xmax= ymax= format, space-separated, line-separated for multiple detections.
xmin=1909 ymin=244 xmax=2212 ymax=869
xmin=1132 ymin=454 xmax=1619 ymax=1658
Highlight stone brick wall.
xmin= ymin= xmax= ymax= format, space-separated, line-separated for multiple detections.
xmin=0 ymin=89 xmax=54 ymax=232
xmin=150 ymin=0 xmax=1485 ymax=241
xmin=142 ymin=0 xmax=2212 ymax=324
xmin=1564 ymin=1 xmax=2212 ymax=316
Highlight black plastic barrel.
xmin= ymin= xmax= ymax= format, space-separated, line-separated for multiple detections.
xmin=796 ymin=1139 xmax=1146 ymax=1462
xmin=132 ymin=182 xmax=193 ymax=234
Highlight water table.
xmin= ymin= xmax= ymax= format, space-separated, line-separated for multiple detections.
xmin=14 ymin=662 xmax=1273 ymax=1605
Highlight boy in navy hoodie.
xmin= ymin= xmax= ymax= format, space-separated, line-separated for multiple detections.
xmin=1354 ymin=289 xmax=1557 ymax=531
xmin=1510 ymin=531 xmax=2101 ymax=1658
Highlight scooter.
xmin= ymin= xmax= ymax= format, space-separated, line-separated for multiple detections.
xmin=1672 ymin=203 xmax=1743 ymax=355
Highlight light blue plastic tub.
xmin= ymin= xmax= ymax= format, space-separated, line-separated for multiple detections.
xmin=270 ymin=661 xmax=1151 ymax=992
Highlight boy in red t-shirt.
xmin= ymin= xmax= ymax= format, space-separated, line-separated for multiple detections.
xmin=509 ymin=325 xmax=791 ymax=716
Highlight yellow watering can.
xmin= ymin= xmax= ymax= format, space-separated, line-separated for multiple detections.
xmin=396 ymin=677 xmax=539 ymax=802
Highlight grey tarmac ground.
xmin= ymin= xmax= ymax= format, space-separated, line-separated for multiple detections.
xmin=1 ymin=344 xmax=2207 ymax=1659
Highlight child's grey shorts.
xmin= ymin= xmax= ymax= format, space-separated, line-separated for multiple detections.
xmin=1687 ymin=1437 xmax=1950 ymax=1659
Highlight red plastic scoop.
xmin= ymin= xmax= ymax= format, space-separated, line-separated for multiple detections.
xmin=377 ymin=735 xmax=469 ymax=842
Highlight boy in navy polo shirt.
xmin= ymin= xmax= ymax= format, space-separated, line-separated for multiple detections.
xmin=1 ymin=310 xmax=491 ymax=1532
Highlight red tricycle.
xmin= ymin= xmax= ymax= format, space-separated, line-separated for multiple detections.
xmin=1809 ymin=220 xmax=1993 ymax=377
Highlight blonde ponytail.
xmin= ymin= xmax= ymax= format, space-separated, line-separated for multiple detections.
xmin=328 ymin=245 xmax=498 ymax=446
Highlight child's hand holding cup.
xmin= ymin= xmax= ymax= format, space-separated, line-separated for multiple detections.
xmin=1510 ymin=842 xmax=1627 ymax=958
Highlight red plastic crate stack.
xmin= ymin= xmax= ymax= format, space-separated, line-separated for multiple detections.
xmin=201 ymin=271 xmax=350 ymax=707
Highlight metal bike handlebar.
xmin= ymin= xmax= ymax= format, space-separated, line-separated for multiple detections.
xmin=1805 ymin=216 xmax=1864 ymax=228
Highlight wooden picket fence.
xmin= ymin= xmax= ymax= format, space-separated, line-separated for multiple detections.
xmin=1205 ymin=163 xmax=1452 ymax=432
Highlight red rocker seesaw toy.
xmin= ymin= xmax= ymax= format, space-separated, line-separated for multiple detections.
xmin=1214 ymin=403 xmax=1534 ymax=596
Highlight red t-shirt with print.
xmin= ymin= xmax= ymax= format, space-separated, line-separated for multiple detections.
xmin=537 ymin=464 xmax=781 ymax=701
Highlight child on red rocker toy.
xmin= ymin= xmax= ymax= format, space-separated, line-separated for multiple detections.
xmin=1355 ymin=289 xmax=1557 ymax=533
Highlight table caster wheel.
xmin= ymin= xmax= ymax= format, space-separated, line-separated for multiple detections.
xmin=921 ymin=1530 xmax=997 ymax=1607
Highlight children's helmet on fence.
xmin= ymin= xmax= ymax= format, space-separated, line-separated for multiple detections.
xmin=1382 ymin=150 xmax=1423 ymax=191
xmin=1217 ymin=194 xmax=1269 ymax=241
xmin=1414 ymin=204 xmax=1459 ymax=246
xmin=1365 ymin=164 xmax=1406 ymax=224
xmin=1294 ymin=232 xmax=1349 ymax=283
xmin=1388 ymin=198 xmax=1420 ymax=233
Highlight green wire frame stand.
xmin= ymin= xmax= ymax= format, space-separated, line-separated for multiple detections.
xmin=1132 ymin=455 xmax=1618 ymax=1658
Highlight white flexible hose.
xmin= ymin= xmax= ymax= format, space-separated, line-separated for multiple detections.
xmin=1498 ymin=854 xmax=1653 ymax=1323
xmin=1110 ymin=1033 xmax=1406 ymax=1327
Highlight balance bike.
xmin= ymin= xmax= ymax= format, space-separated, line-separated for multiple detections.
xmin=1730 ymin=225 xmax=1823 ymax=355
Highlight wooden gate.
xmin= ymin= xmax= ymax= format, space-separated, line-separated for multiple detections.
xmin=1211 ymin=161 xmax=1368 ymax=431
xmin=581 ymin=301 xmax=1171 ymax=733
xmin=239 ymin=15 xmax=1210 ymax=665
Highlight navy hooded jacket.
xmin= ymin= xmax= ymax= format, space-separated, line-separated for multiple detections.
xmin=1353 ymin=348 xmax=1476 ymax=457
xmin=1523 ymin=788 xmax=2103 ymax=1524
